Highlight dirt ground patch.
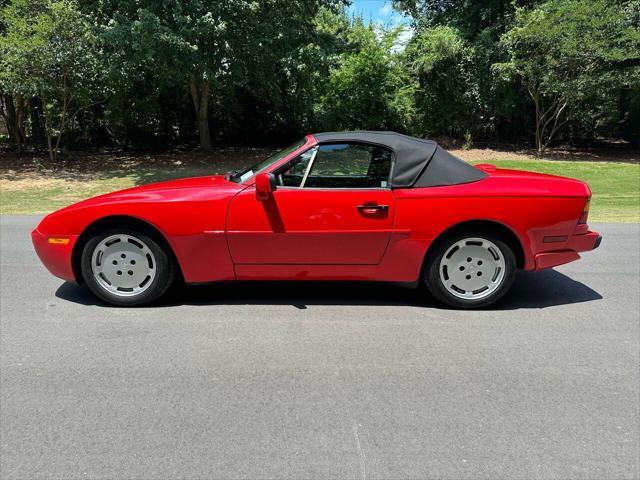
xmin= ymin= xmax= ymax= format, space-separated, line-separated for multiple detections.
xmin=449 ymin=146 xmax=639 ymax=163
xmin=0 ymin=147 xmax=273 ymax=185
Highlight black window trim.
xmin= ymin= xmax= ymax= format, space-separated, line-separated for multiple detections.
xmin=273 ymin=141 xmax=395 ymax=191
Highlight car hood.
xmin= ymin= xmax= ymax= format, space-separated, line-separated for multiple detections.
xmin=34 ymin=174 xmax=246 ymax=236
xmin=106 ymin=174 xmax=235 ymax=194
xmin=56 ymin=175 xmax=242 ymax=211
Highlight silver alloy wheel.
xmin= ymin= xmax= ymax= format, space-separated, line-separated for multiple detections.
xmin=91 ymin=234 xmax=156 ymax=297
xmin=439 ymin=237 xmax=506 ymax=300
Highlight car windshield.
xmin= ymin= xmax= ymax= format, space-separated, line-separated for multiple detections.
xmin=228 ymin=138 xmax=307 ymax=183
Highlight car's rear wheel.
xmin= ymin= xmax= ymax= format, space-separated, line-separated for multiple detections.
xmin=81 ymin=228 xmax=175 ymax=306
xmin=424 ymin=231 xmax=516 ymax=309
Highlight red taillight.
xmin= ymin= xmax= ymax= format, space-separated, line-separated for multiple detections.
xmin=579 ymin=199 xmax=590 ymax=224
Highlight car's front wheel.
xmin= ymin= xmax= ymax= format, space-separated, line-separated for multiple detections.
xmin=81 ymin=228 xmax=176 ymax=306
xmin=424 ymin=231 xmax=516 ymax=309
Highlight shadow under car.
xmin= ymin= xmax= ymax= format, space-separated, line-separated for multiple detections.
xmin=55 ymin=269 xmax=602 ymax=311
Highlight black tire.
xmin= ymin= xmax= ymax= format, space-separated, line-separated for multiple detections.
xmin=81 ymin=228 xmax=176 ymax=307
xmin=424 ymin=230 xmax=517 ymax=309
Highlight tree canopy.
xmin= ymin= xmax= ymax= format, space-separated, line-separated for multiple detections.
xmin=0 ymin=0 xmax=638 ymax=157
xmin=498 ymin=0 xmax=640 ymax=151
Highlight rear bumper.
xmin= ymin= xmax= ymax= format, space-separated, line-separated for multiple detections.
xmin=534 ymin=230 xmax=601 ymax=270
xmin=31 ymin=228 xmax=78 ymax=282
xmin=569 ymin=230 xmax=602 ymax=253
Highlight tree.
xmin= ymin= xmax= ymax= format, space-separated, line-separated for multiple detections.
xmin=498 ymin=0 xmax=640 ymax=152
xmin=394 ymin=0 xmax=537 ymax=143
xmin=0 ymin=0 xmax=104 ymax=160
xmin=316 ymin=16 xmax=408 ymax=131
xmin=403 ymin=25 xmax=473 ymax=138
xmin=0 ymin=0 xmax=25 ymax=151
xmin=1 ymin=0 xmax=636 ymax=153
xmin=94 ymin=0 xmax=342 ymax=150
xmin=393 ymin=0 xmax=535 ymax=40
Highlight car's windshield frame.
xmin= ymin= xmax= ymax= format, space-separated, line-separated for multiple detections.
xmin=228 ymin=137 xmax=308 ymax=183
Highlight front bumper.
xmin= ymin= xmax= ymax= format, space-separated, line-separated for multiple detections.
xmin=534 ymin=230 xmax=601 ymax=270
xmin=31 ymin=228 xmax=78 ymax=282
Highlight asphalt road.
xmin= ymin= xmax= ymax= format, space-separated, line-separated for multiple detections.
xmin=1 ymin=216 xmax=639 ymax=480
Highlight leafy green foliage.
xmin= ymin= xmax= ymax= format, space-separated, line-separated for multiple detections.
xmin=0 ymin=0 xmax=638 ymax=152
xmin=316 ymin=18 xmax=407 ymax=131
xmin=403 ymin=25 xmax=472 ymax=137
xmin=498 ymin=0 xmax=640 ymax=150
xmin=394 ymin=0 xmax=533 ymax=40
xmin=0 ymin=0 xmax=104 ymax=158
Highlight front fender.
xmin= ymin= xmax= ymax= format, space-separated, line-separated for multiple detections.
xmin=34 ymin=182 xmax=244 ymax=283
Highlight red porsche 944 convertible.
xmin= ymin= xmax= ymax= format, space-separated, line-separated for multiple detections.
xmin=32 ymin=131 xmax=601 ymax=308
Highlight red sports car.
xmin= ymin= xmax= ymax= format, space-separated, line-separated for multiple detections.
xmin=32 ymin=131 xmax=601 ymax=308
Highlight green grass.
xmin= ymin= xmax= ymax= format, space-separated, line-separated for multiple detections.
xmin=471 ymin=159 xmax=639 ymax=223
xmin=0 ymin=162 xmax=225 ymax=216
xmin=1 ymin=156 xmax=638 ymax=222
xmin=0 ymin=176 xmax=136 ymax=215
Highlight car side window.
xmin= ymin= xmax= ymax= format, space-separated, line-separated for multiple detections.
xmin=305 ymin=143 xmax=392 ymax=189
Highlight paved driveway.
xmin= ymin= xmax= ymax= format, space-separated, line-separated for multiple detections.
xmin=1 ymin=216 xmax=638 ymax=479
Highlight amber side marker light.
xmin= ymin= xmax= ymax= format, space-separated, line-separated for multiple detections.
xmin=48 ymin=237 xmax=70 ymax=245
xmin=579 ymin=200 xmax=590 ymax=224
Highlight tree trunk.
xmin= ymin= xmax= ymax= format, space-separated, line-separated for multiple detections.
xmin=542 ymin=102 xmax=567 ymax=151
xmin=534 ymin=97 xmax=544 ymax=154
xmin=30 ymin=97 xmax=45 ymax=146
xmin=527 ymin=84 xmax=568 ymax=154
xmin=54 ymin=91 xmax=69 ymax=154
xmin=40 ymin=91 xmax=56 ymax=161
xmin=47 ymin=132 xmax=55 ymax=161
xmin=0 ymin=95 xmax=15 ymax=146
xmin=527 ymin=86 xmax=543 ymax=153
xmin=14 ymin=94 xmax=26 ymax=151
xmin=535 ymin=115 xmax=543 ymax=154
xmin=190 ymin=79 xmax=212 ymax=150
xmin=1 ymin=93 xmax=24 ymax=152
xmin=198 ymin=117 xmax=211 ymax=150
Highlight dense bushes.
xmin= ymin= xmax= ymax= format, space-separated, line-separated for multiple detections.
xmin=0 ymin=0 xmax=638 ymax=158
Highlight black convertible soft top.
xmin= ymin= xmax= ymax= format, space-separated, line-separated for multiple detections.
xmin=312 ymin=131 xmax=486 ymax=188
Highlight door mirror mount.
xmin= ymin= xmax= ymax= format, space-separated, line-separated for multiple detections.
xmin=255 ymin=173 xmax=277 ymax=201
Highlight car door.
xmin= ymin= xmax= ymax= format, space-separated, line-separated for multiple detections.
xmin=226 ymin=142 xmax=396 ymax=265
